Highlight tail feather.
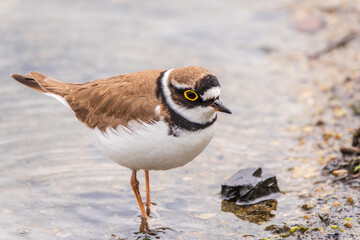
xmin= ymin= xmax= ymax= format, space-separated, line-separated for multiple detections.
xmin=11 ymin=71 xmax=78 ymax=110
xmin=11 ymin=74 xmax=45 ymax=93
xmin=11 ymin=71 xmax=73 ymax=97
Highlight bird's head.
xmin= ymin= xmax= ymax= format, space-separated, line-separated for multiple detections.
xmin=161 ymin=66 xmax=231 ymax=125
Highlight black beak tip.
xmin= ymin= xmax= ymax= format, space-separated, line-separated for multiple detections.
xmin=212 ymin=99 xmax=232 ymax=114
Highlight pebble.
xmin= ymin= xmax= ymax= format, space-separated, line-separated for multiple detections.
xmin=347 ymin=196 xmax=354 ymax=205
xmin=332 ymin=169 xmax=348 ymax=176
xmin=323 ymin=131 xmax=333 ymax=141
xmin=194 ymin=213 xmax=216 ymax=220
xmin=303 ymin=125 xmax=314 ymax=133
xmin=302 ymin=202 xmax=316 ymax=210
xmin=333 ymin=107 xmax=347 ymax=118
xmin=292 ymin=166 xmax=318 ymax=179
xmin=344 ymin=222 xmax=353 ymax=228
xmin=333 ymin=202 xmax=341 ymax=207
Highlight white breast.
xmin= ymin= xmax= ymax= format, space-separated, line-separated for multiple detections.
xmin=91 ymin=120 xmax=216 ymax=170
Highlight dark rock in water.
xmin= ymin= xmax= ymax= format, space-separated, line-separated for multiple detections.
xmin=221 ymin=168 xmax=280 ymax=205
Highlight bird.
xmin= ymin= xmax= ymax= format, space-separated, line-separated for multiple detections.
xmin=11 ymin=66 xmax=231 ymax=229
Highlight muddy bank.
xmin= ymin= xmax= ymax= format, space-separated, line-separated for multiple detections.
xmin=261 ymin=0 xmax=360 ymax=239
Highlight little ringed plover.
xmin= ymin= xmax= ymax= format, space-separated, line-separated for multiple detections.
xmin=11 ymin=66 xmax=231 ymax=225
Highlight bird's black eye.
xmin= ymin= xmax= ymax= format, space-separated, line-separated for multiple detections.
xmin=184 ymin=90 xmax=198 ymax=101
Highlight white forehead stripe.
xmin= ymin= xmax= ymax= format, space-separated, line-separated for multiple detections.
xmin=161 ymin=69 xmax=217 ymax=125
xmin=171 ymin=80 xmax=191 ymax=89
xmin=200 ymin=86 xmax=221 ymax=101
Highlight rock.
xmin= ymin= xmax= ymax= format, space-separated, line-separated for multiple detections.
xmin=292 ymin=166 xmax=317 ymax=179
xmin=264 ymin=223 xmax=290 ymax=234
xmin=323 ymin=131 xmax=334 ymax=141
xmin=333 ymin=106 xmax=347 ymax=118
xmin=332 ymin=169 xmax=348 ymax=176
xmin=318 ymin=213 xmax=331 ymax=226
xmin=301 ymin=202 xmax=316 ymax=210
xmin=347 ymin=196 xmax=354 ymax=205
xmin=221 ymin=168 xmax=280 ymax=205
xmin=194 ymin=213 xmax=216 ymax=220
xmin=344 ymin=222 xmax=353 ymax=228
xmin=322 ymin=157 xmax=348 ymax=174
xmin=351 ymin=101 xmax=360 ymax=116
xmin=352 ymin=128 xmax=360 ymax=147
xmin=322 ymin=129 xmax=360 ymax=187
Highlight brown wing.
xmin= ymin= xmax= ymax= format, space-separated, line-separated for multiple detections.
xmin=12 ymin=70 xmax=165 ymax=132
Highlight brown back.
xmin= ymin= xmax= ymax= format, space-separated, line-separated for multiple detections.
xmin=12 ymin=70 xmax=164 ymax=131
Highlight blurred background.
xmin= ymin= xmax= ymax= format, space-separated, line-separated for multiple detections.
xmin=1 ymin=0 xmax=359 ymax=239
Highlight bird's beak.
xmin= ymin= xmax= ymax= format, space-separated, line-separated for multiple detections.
xmin=211 ymin=99 xmax=232 ymax=114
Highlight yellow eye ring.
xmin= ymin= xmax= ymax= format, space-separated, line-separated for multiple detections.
xmin=184 ymin=90 xmax=199 ymax=101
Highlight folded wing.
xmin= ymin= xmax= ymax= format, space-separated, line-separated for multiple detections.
xmin=11 ymin=70 xmax=163 ymax=131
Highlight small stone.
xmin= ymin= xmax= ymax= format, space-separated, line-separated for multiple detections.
xmin=301 ymin=202 xmax=316 ymax=210
xmin=344 ymin=222 xmax=353 ymax=228
xmin=347 ymin=196 xmax=355 ymax=205
xmin=182 ymin=176 xmax=193 ymax=181
xmin=304 ymin=215 xmax=312 ymax=220
xmin=333 ymin=202 xmax=341 ymax=207
xmin=19 ymin=229 xmax=31 ymax=235
xmin=303 ymin=126 xmax=313 ymax=133
xmin=332 ymin=169 xmax=348 ymax=176
xmin=318 ymin=213 xmax=330 ymax=225
xmin=194 ymin=213 xmax=216 ymax=220
xmin=333 ymin=107 xmax=347 ymax=118
xmin=315 ymin=119 xmax=325 ymax=126
xmin=292 ymin=166 xmax=317 ymax=179
xmin=317 ymin=156 xmax=325 ymax=165
xmin=321 ymin=84 xmax=331 ymax=92
xmin=298 ymin=137 xmax=306 ymax=145
xmin=335 ymin=133 xmax=341 ymax=140
xmin=351 ymin=101 xmax=360 ymax=115
xmin=328 ymin=154 xmax=337 ymax=162
xmin=323 ymin=131 xmax=333 ymax=141
xmin=242 ymin=235 xmax=255 ymax=239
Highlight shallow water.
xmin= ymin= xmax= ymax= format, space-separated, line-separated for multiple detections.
xmin=0 ymin=0 xmax=323 ymax=239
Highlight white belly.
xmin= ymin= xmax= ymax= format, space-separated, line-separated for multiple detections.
xmin=92 ymin=120 xmax=216 ymax=170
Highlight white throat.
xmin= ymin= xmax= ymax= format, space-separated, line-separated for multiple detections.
xmin=161 ymin=70 xmax=217 ymax=125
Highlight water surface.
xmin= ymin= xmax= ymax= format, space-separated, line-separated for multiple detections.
xmin=0 ymin=0 xmax=320 ymax=239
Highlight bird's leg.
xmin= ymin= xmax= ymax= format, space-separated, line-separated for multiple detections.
xmin=144 ymin=170 xmax=151 ymax=215
xmin=139 ymin=215 xmax=150 ymax=233
xmin=130 ymin=170 xmax=148 ymax=221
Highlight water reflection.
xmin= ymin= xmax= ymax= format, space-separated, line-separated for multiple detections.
xmin=111 ymin=218 xmax=174 ymax=240
xmin=221 ymin=199 xmax=277 ymax=224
